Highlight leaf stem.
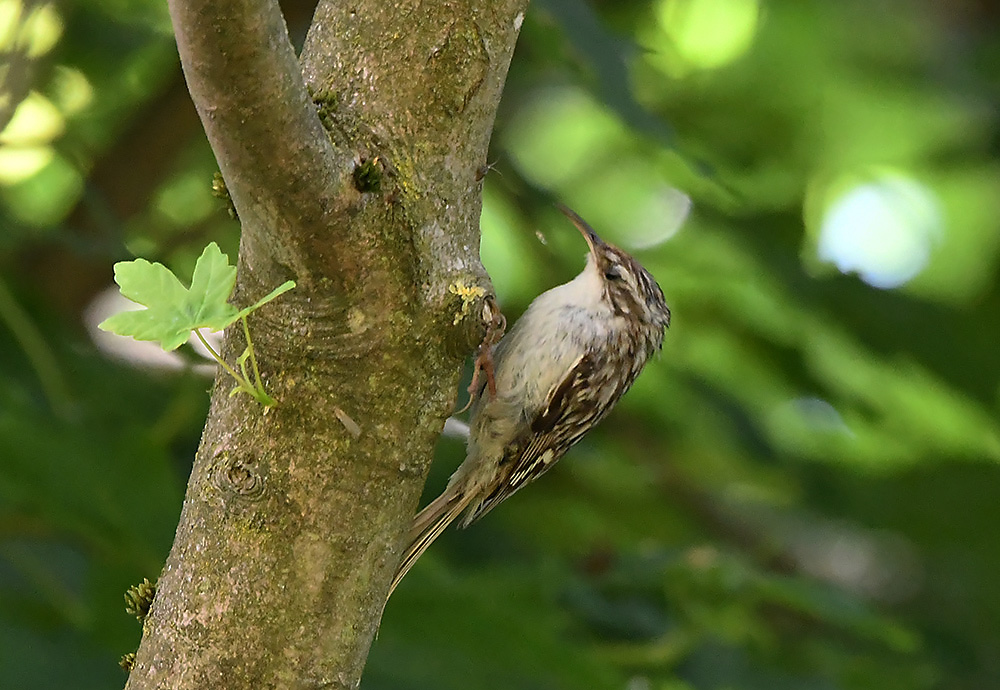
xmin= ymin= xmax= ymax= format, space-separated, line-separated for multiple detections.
xmin=194 ymin=329 xmax=255 ymax=396
xmin=241 ymin=315 xmax=265 ymax=391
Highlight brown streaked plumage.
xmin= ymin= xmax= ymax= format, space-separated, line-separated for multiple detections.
xmin=389 ymin=205 xmax=671 ymax=597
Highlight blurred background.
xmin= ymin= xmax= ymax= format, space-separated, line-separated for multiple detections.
xmin=2 ymin=0 xmax=999 ymax=688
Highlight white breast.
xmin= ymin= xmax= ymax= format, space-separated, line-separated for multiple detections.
xmin=491 ymin=256 xmax=618 ymax=411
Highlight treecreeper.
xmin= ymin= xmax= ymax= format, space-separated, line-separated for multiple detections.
xmin=390 ymin=206 xmax=672 ymax=596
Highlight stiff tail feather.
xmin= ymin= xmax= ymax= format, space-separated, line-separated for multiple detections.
xmin=387 ymin=486 xmax=475 ymax=598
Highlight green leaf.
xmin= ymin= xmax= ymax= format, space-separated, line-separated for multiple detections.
xmin=188 ymin=242 xmax=241 ymax=331
xmin=98 ymin=243 xmax=240 ymax=351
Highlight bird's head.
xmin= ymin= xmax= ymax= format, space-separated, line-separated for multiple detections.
xmin=559 ymin=205 xmax=671 ymax=332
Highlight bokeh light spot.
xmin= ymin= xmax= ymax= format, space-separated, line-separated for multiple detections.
xmin=1 ymin=91 xmax=64 ymax=145
xmin=817 ymin=173 xmax=942 ymax=289
xmin=654 ymin=0 xmax=760 ymax=72
xmin=156 ymin=171 xmax=216 ymax=226
xmin=0 ymin=145 xmax=52 ymax=184
xmin=0 ymin=0 xmax=19 ymax=46
xmin=50 ymin=66 xmax=94 ymax=115
xmin=504 ymin=86 xmax=626 ymax=188
xmin=0 ymin=1 xmax=63 ymax=57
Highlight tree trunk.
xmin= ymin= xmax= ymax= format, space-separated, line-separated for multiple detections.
xmin=126 ymin=0 xmax=528 ymax=687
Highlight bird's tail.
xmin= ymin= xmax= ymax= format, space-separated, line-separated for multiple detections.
xmin=387 ymin=484 xmax=475 ymax=598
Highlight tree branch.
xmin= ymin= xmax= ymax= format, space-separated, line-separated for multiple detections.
xmin=127 ymin=0 xmax=528 ymax=687
xmin=168 ymin=0 xmax=353 ymax=286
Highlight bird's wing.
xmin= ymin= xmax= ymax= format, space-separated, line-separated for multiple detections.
xmin=462 ymin=351 xmax=609 ymax=525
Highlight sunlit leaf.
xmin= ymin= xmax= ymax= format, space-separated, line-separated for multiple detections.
xmin=98 ymin=242 xmax=239 ymax=350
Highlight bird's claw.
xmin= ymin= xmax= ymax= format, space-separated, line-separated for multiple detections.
xmin=457 ymin=296 xmax=506 ymax=413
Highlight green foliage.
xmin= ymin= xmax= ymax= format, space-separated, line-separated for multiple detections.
xmin=211 ymin=171 xmax=238 ymax=219
xmin=119 ymin=652 xmax=136 ymax=673
xmin=353 ymin=157 xmax=383 ymax=193
xmin=1 ymin=0 xmax=999 ymax=689
xmin=98 ymin=242 xmax=292 ymax=351
xmin=123 ymin=578 xmax=156 ymax=621
xmin=98 ymin=243 xmax=294 ymax=405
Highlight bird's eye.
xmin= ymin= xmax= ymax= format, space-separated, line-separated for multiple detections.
xmin=604 ymin=267 xmax=622 ymax=281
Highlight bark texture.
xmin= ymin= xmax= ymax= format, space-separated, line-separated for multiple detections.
xmin=126 ymin=0 xmax=528 ymax=687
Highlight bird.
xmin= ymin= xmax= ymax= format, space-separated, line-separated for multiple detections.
xmin=389 ymin=205 xmax=671 ymax=596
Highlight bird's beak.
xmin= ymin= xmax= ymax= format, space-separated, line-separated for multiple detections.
xmin=558 ymin=204 xmax=605 ymax=257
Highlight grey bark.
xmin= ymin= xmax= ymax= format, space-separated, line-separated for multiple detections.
xmin=126 ymin=0 xmax=528 ymax=687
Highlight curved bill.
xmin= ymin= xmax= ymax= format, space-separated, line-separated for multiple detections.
xmin=557 ymin=204 xmax=606 ymax=255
